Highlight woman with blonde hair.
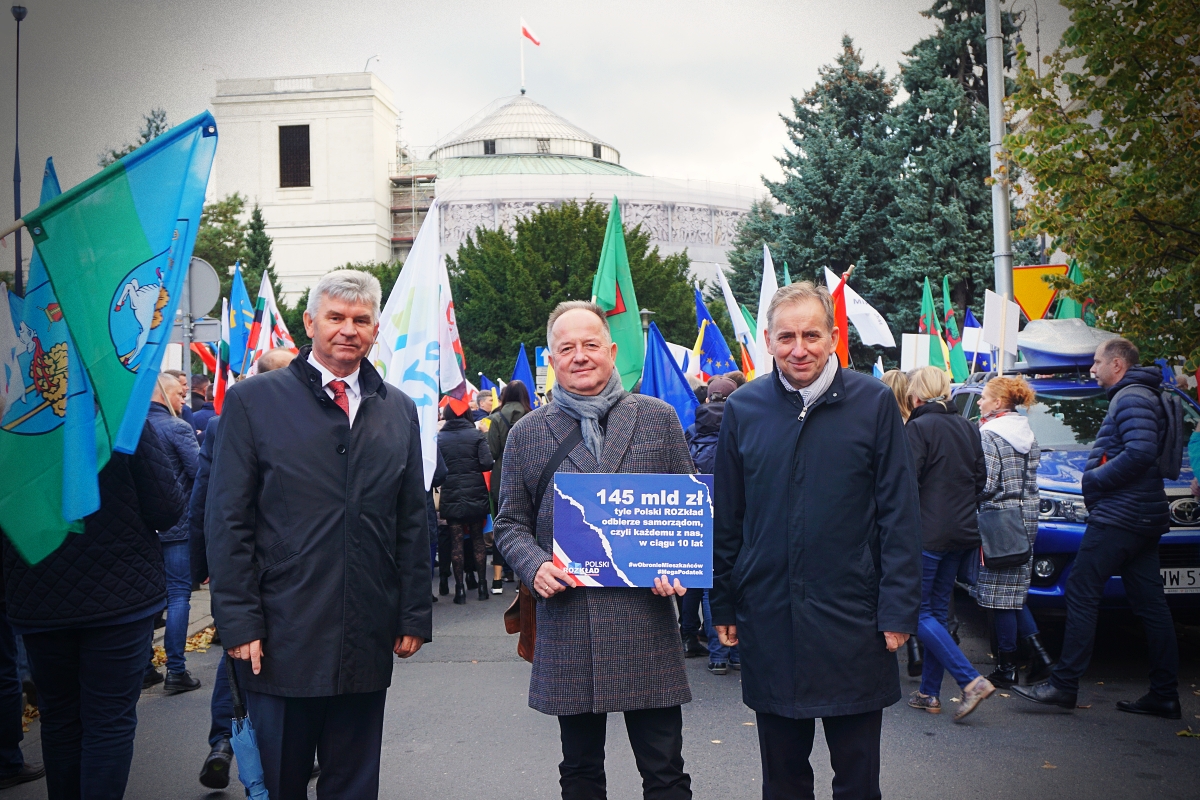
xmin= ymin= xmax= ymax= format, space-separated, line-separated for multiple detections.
xmin=880 ymin=370 xmax=913 ymax=422
xmin=904 ymin=366 xmax=994 ymax=720
xmin=972 ymin=376 xmax=1055 ymax=687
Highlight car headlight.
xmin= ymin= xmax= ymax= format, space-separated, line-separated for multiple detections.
xmin=1038 ymin=490 xmax=1088 ymax=522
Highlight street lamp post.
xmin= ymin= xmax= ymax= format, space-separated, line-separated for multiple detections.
xmin=639 ymin=308 xmax=655 ymax=348
xmin=11 ymin=5 xmax=25 ymax=296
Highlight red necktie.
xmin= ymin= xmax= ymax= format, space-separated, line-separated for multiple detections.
xmin=328 ymin=380 xmax=350 ymax=417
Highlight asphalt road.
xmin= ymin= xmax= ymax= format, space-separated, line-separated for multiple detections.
xmin=8 ymin=583 xmax=1199 ymax=799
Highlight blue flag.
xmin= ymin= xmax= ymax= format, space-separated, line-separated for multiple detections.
xmin=693 ymin=288 xmax=736 ymax=377
xmin=961 ymin=308 xmax=992 ymax=372
xmin=641 ymin=322 xmax=698 ymax=431
xmin=478 ymin=372 xmax=499 ymax=403
xmin=511 ymin=343 xmax=539 ymax=407
xmin=229 ymin=261 xmax=254 ymax=372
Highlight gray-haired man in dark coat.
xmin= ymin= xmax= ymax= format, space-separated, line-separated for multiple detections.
xmin=207 ymin=270 xmax=431 ymax=799
xmin=495 ymin=301 xmax=695 ymax=800
xmin=712 ymin=282 xmax=922 ymax=800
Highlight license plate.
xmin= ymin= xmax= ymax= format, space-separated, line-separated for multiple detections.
xmin=1161 ymin=567 xmax=1200 ymax=593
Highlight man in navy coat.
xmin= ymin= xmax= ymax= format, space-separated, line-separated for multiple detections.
xmin=711 ymin=282 xmax=922 ymax=800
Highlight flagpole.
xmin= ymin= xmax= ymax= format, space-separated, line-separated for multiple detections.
xmin=520 ymin=27 xmax=525 ymax=94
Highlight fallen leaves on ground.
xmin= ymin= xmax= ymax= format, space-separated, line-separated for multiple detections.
xmin=999 ymin=693 xmax=1010 ymax=698
xmin=1177 ymin=727 xmax=1200 ymax=738
xmin=1042 ymin=761 xmax=1057 ymax=769
xmin=1077 ymin=704 xmax=1092 ymax=709
xmin=151 ymin=645 xmax=166 ymax=668
xmin=186 ymin=626 xmax=215 ymax=654
xmin=21 ymin=704 xmax=38 ymax=732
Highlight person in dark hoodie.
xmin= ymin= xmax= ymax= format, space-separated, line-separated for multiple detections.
xmin=687 ymin=376 xmax=739 ymax=674
xmin=438 ymin=397 xmax=496 ymax=603
xmin=486 ymin=380 xmax=532 ymax=593
xmin=1015 ymin=338 xmax=1181 ymax=719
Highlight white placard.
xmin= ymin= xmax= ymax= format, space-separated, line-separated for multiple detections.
xmin=901 ymin=333 xmax=933 ymax=371
xmin=981 ymin=290 xmax=1021 ymax=356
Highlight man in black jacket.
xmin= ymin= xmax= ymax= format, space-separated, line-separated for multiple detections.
xmin=2 ymin=421 xmax=184 ymax=797
xmin=1016 ymin=338 xmax=1180 ymax=719
xmin=207 ymin=271 xmax=431 ymax=799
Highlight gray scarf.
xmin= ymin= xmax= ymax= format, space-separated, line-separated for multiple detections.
xmin=778 ymin=354 xmax=839 ymax=408
xmin=552 ymin=369 xmax=626 ymax=463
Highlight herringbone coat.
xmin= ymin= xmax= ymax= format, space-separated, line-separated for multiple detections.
xmin=971 ymin=430 xmax=1041 ymax=610
xmin=494 ymin=393 xmax=694 ymax=716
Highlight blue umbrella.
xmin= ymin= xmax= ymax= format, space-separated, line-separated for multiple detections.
xmin=225 ymin=657 xmax=270 ymax=799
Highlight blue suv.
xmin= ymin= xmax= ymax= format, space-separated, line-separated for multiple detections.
xmin=953 ymin=372 xmax=1200 ymax=620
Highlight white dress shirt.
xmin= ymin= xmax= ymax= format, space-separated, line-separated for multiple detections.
xmin=308 ymin=352 xmax=362 ymax=427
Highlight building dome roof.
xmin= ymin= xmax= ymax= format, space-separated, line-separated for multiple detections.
xmin=429 ymin=95 xmax=621 ymax=165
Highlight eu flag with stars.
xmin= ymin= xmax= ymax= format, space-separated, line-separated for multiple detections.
xmin=693 ymin=288 xmax=736 ymax=377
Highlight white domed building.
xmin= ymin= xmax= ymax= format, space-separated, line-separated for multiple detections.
xmin=392 ymin=94 xmax=757 ymax=280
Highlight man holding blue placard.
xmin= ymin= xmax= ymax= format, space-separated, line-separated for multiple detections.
xmin=711 ymin=282 xmax=922 ymax=800
xmin=495 ymin=301 xmax=696 ymax=800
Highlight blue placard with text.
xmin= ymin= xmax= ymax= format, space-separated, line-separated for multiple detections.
xmin=552 ymin=473 xmax=713 ymax=588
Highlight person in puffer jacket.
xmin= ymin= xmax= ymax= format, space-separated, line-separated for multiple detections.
xmin=1 ymin=421 xmax=184 ymax=798
xmin=145 ymin=372 xmax=201 ymax=695
xmin=1015 ymin=338 xmax=1180 ymax=720
xmin=437 ymin=398 xmax=495 ymax=603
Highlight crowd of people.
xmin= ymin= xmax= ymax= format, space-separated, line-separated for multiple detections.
xmin=0 ymin=270 xmax=1189 ymax=800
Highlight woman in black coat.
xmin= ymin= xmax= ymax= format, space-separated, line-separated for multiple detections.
xmin=904 ymin=366 xmax=994 ymax=721
xmin=437 ymin=401 xmax=495 ymax=603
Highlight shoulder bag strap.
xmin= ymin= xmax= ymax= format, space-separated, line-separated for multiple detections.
xmin=531 ymin=422 xmax=583 ymax=520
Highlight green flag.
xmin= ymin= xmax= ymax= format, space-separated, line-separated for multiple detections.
xmin=1055 ymin=259 xmax=1085 ymax=320
xmin=782 ymin=261 xmax=793 ymax=286
xmin=3 ymin=113 xmax=217 ymax=563
xmin=942 ymin=276 xmax=970 ymax=381
xmin=739 ymin=303 xmax=758 ymax=341
xmin=591 ymin=197 xmax=643 ymax=389
xmin=919 ymin=277 xmax=948 ymax=371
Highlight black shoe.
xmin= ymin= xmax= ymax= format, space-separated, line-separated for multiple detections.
xmin=1012 ymin=680 xmax=1076 ymax=709
xmin=164 ymin=670 xmax=202 ymax=695
xmin=905 ymin=638 xmax=924 ymax=678
xmin=503 ymin=569 xmax=515 ymax=583
xmin=707 ymin=662 xmax=728 ymax=676
xmin=986 ymin=652 xmax=1019 ymax=688
xmin=21 ymin=679 xmax=36 ymax=708
xmin=1023 ymin=633 xmax=1055 ymax=684
xmin=198 ymin=739 xmax=232 ymax=789
xmin=682 ymin=634 xmax=705 ymax=659
xmin=478 ymin=583 xmax=489 ymax=601
xmin=439 ymin=577 xmax=450 ymax=596
xmin=432 ymin=594 xmax=438 ymax=603
xmin=0 ymin=763 xmax=45 ymax=789
xmin=1116 ymin=693 xmax=1182 ymax=720
xmin=453 ymin=583 xmax=467 ymax=605
xmin=142 ymin=668 xmax=164 ymax=690
xmin=492 ymin=579 xmax=504 ymax=595
xmin=466 ymin=572 xmax=478 ymax=590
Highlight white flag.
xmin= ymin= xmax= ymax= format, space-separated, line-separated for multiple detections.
xmin=371 ymin=200 xmax=465 ymax=489
xmin=755 ymin=245 xmax=779 ymax=374
xmin=822 ymin=267 xmax=896 ymax=348
xmin=714 ymin=265 xmax=754 ymax=359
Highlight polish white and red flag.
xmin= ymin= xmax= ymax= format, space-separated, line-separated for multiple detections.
xmin=521 ymin=18 xmax=540 ymax=46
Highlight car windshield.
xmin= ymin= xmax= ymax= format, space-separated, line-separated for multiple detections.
xmin=960 ymin=385 xmax=1200 ymax=450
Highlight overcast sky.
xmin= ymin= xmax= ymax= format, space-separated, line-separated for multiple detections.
xmin=0 ymin=0 xmax=1071 ymax=227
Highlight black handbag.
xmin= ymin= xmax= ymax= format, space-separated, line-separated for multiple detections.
xmin=977 ymin=452 xmax=1032 ymax=570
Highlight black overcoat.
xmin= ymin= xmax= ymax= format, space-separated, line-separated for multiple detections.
xmin=206 ymin=349 xmax=432 ymax=697
xmin=711 ymin=366 xmax=922 ymax=719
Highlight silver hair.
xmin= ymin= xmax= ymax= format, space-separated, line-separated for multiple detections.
xmin=546 ymin=300 xmax=612 ymax=350
xmin=766 ymin=281 xmax=835 ymax=333
xmin=306 ymin=269 xmax=382 ymax=322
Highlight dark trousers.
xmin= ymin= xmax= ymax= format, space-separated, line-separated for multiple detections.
xmin=208 ymin=652 xmax=233 ymax=746
xmin=1052 ymin=522 xmax=1179 ymax=698
xmin=23 ymin=615 xmax=154 ymax=800
xmin=558 ymin=706 xmax=690 ymax=800
xmin=677 ymin=592 xmax=701 ymax=638
xmin=756 ymin=709 xmax=883 ymax=800
xmin=244 ymin=688 xmax=387 ymax=800
xmin=0 ymin=615 xmax=25 ymax=774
